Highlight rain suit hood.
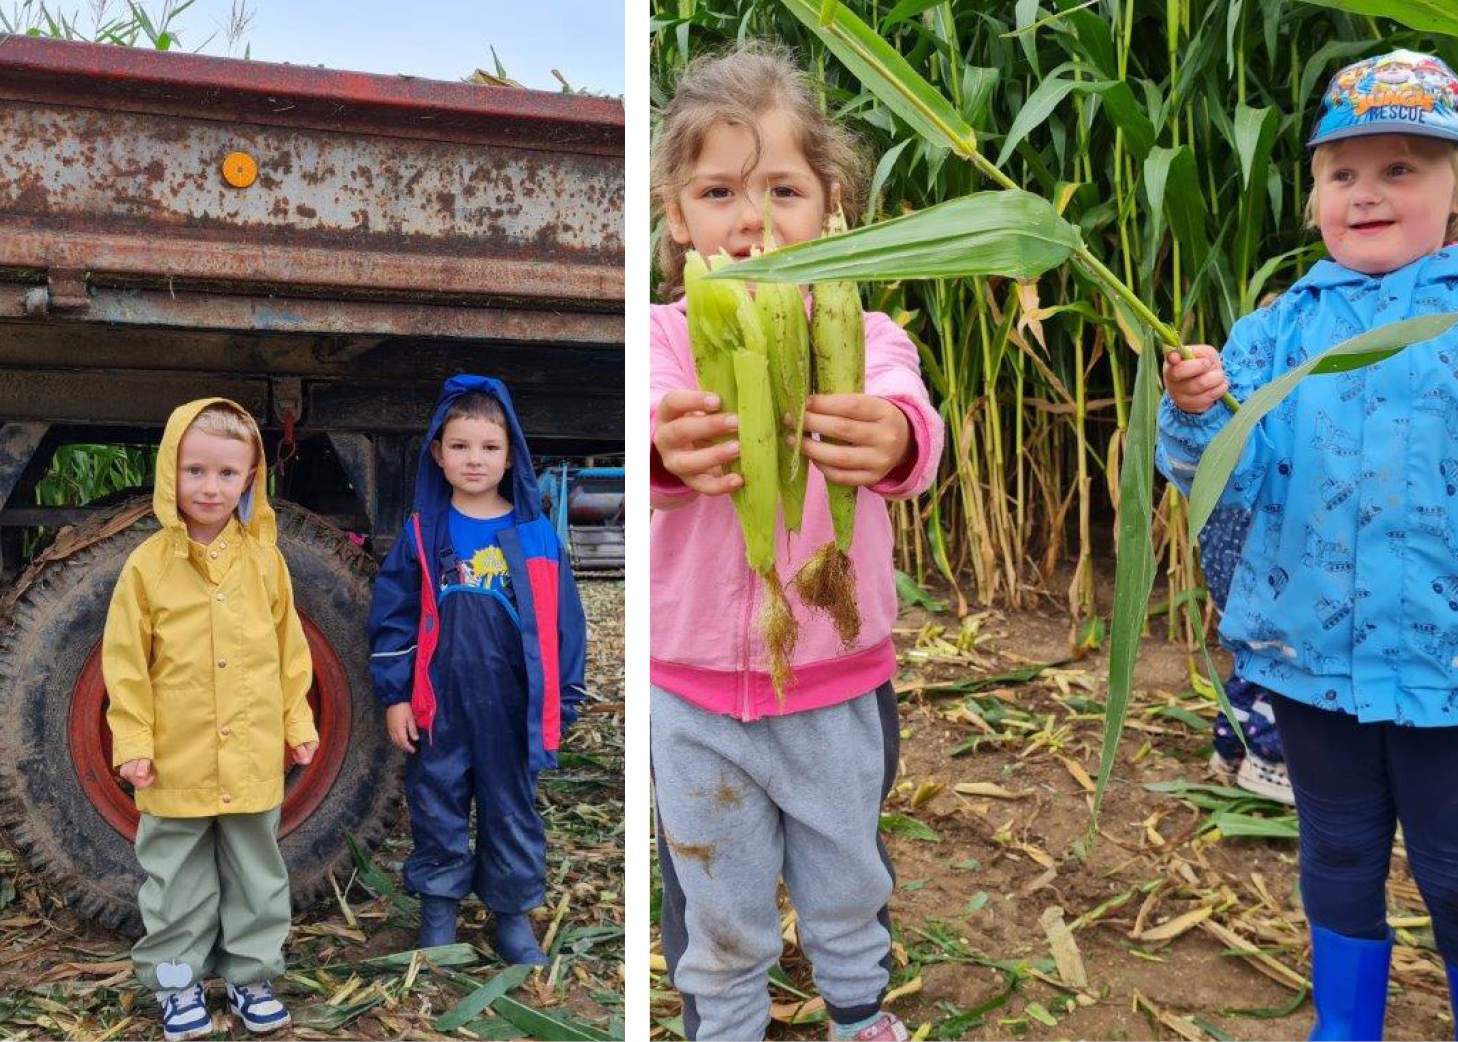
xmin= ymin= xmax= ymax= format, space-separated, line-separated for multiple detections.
xmin=415 ymin=375 xmax=542 ymax=522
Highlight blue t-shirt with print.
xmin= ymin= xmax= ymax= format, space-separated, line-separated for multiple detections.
xmin=448 ymin=506 xmax=516 ymax=604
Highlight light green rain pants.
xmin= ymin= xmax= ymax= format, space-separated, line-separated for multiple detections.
xmin=131 ymin=808 xmax=290 ymax=994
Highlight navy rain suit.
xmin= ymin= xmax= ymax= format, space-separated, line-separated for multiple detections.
xmin=368 ymin=375 xmax=588 ymax=912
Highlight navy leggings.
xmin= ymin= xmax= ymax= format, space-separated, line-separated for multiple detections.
xmin=1272 ymin=695 xmax=1458 ymax=963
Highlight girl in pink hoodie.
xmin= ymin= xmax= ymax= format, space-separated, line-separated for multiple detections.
xmin=649 ymin=43 xmax=944 ymax=1042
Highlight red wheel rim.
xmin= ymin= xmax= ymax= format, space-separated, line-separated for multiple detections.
xmin=68 ymin=612 xmax=352 ymax=841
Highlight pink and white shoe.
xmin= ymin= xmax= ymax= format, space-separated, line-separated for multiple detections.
xmin=830 ymin=1012 xmax=911 ymax=1041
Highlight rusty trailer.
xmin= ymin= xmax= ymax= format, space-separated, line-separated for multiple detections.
xmin=0 ymin=35 xmax=623 ymax=931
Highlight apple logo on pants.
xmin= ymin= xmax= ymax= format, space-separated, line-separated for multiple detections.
xmin=156 ymin=961 xmax=194 ymax=990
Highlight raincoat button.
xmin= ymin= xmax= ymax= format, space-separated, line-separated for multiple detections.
xmin=217 ymin=659 xmax=227 ymax=669
xmin=216 ymin=592 xmax=225 ymax=602
xmin=209 ymin=550 xmax=218 ymax=559
xmin=221 ymin=793 xmax=232 ymax=804
xmin=219 ymin=541 xmax=227 ymax=549
xmin=220 ymin=726 xmax=231 ymax=737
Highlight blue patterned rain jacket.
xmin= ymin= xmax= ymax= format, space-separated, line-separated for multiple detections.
xmin=1157 ymin=248 xmax=1458 ymax=726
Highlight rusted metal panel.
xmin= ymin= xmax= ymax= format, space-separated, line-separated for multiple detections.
xmin=0 ymin=369 xmax=270 ymax=424
xmin=0 ymin=369 xmax=621 ymax=443
xmin=0 ymin=35 xmax=623 ymax=153
xmin=0 ymin=101 xmax=623 ymax=305
xmin=0 ymin=280 xmax=622 ymax=344
xmin=0 ymin=321 xmax=625 ymax=394
xmin=306 ymin=381 xmax=622 ymax=441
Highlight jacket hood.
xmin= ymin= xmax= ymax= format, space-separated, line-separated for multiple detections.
xmin=155 ymin=397 xmax=275 ymax=547
xmin=415 ymin=375 xmax=541 ymax=521
xmin=1290 ymin=247 xmax=1458 ymax=294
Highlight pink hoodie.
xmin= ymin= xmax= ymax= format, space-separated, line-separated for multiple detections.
xmin=650 ymin=297 xmax=945 ymax=720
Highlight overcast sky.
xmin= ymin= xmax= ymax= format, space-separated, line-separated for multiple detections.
xmin=54 ymin=0 xmax=625 ymax=93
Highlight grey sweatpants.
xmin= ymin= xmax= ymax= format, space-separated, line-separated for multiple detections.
xmin=652 ymin=684 xmax=899 ymax=1042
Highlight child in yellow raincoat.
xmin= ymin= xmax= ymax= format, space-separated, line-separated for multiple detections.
xmin=102 ymin=399 xmax=318 ymax=1041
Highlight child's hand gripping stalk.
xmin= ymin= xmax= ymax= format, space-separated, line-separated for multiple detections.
xmin=1163 ymin=344 xmax=1235 ymax=414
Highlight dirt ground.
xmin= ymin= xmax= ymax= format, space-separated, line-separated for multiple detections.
xmin=649 ymin=575 xmax=1453 ymax=1041
xmin=0 ymin=579 xmax=625 ymax=1042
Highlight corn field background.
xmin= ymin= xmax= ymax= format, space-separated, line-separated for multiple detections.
xmin=650 ymin=0 xmax=1458 ymax=636
xmin=648 ymin=4 xmax=1458 ymax=1038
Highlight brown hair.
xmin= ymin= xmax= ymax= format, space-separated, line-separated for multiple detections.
xmin=651 ymin=40 xmax=871 ymax=298
xmin=439 ymin=392 xmax=509 ymax=436
xmin=1305 ymin=136 xmax=1458 ymax=244
xmin=186 ymin=402 xmax=259 ymax=466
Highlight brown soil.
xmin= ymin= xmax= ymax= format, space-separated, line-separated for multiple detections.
xmin=650 ymin=583 xmax=1453 ymax=1041
xmin=0 ymin=579 xmax=625 ymax=1042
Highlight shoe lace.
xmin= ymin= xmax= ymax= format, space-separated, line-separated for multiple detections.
xmin=233 ymin=983 xmax=272 ymax=1005
xmin=164 ymin=987 xmax=202 ymax=1016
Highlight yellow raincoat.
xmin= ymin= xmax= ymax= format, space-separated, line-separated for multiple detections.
xmin=102 ymin=398 xmax=318 ymax=818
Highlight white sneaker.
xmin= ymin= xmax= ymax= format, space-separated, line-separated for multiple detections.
xmin=226 ymin=981 xmax=291 ymax=1034
xmin=1208 ymin=749 xmax=1242 ymax=778
xmin=158 ymin=984 xmax=212 ymax=1042
xmin=1236 ymin=753 xmax=1296 ymax=805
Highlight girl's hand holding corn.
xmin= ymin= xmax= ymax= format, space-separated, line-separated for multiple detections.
xmin=1163 ymin=345 xmax=1228 ymax=414
xmin=654 ymin=389 xmax=744 ymax=496
xmin=792 ymin=393 xmax=911 ymax=487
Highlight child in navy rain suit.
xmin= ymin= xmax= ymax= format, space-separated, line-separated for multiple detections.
xmin=368 ymin=375 xmax=587 ymax=964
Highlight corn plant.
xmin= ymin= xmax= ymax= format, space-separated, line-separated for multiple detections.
xmin=653 ymin=0 xmax=1458 ymax=817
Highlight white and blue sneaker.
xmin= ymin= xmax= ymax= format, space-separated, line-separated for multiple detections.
xmin=226 ymin=981 xmax=291 ymax=1034
xmin=158 ymin=984 xmax=213 ymax=1042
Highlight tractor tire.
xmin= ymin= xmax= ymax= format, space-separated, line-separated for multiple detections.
xmin=0 ymin=498 xmax=401 ymax=935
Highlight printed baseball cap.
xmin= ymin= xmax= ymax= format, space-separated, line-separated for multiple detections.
xmin=1309 ymin=49 xmax=1458 ymax=147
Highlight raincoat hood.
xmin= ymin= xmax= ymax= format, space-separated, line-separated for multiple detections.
xmin=155 ymin=397 xmax=275 ymax=547
xmin=415 ymin=375 xmax=541 ymax=521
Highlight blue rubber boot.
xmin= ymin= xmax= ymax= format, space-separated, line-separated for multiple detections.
xmin=492 ymin=912 xmax=549 ymax=966
xmin=417 ymin=896 xmax=459 ymax=949
xmin=1309 ymin=924 xmax=1393 ymax=1041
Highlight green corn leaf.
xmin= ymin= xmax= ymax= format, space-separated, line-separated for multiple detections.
xmin=778 ymin=0 xmax=977 ymax=156
xmin=1144 ymin=145 xmax=1209 ymax=274
xmin=708 ymin=191 xmax=1082 ymax=284
xmin=344 ymin=830 xmax=419 ymax=922
xmin=998 ymin=76 xmax=1155 ymax=167
xmin=880 ymin=812 xmax=942 ymax=842
xmin=1095 ymin=321 xmax=1162 ymax=822
xmin=1184 ymin=594 xmax=1246 ymax=752
xmin=1233 ymin=105 xmax=1280 ymax=285
xmin=895 ymin=569 xmax=949 ymax=612
xmin=1208 ymin=809 xmax=1300 ymax=839
xmin=1188 ymin=313 xmax=1458 ymax=541
xmin=1293 ymin=0 xmax=1458 ymax=36
xmin=489 ymin=995 xmax=612 ymax=1041
xmin=434 ymin=965 xmax=533 ymax=1032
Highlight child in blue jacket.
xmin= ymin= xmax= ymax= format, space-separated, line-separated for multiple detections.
xmin=1158 ymin=49 xmax=1458 ymax=1040
xmin=368 ymin=375 xmax=588 ymax=964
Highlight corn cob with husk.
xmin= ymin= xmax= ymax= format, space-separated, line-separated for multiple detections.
xmin=792 ymin=208 xmax=865 ymax=647
xmin=684 ymin=248 xmax=799 ymax=698
xmin=753 ymin=201 xmax=811 ymax=533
